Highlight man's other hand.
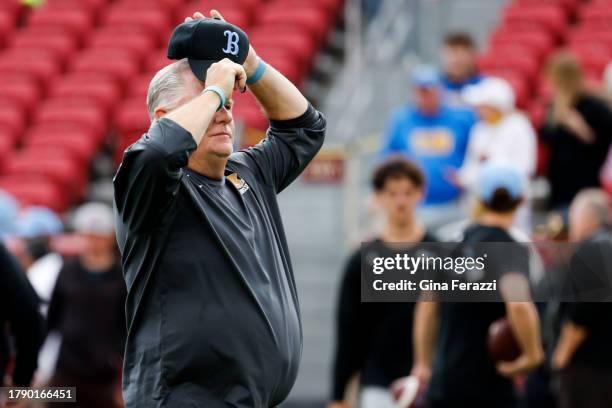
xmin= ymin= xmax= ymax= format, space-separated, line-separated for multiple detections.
xmin=185 ymin=10 xmax=259 ymax=77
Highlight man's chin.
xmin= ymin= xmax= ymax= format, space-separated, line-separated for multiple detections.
xmin=211 ymin=145 xmax=234 ymax=158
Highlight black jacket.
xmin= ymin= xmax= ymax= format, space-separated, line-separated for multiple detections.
xmin=0 ymin=242 xmax=44 ymax=386
xmin=114 ymin=106 xmax=325 ymax=407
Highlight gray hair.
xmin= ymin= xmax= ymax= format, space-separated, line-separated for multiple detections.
xmin=146 ymin=58 xmax=192 ymax=122
xmin=573 ymin=188 xmax=611 ymax=226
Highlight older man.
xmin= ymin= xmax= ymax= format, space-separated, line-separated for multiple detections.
xmin=113 ymin=11 xmax=326 ymax=408
xmin=553 ymin=189 xmax=612 ymax=408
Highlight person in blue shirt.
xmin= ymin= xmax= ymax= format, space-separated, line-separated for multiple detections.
xmin=440 ymin=32 xmax=485 ymax=107
xmin=382 ymin=65 xmax=475 ymax=210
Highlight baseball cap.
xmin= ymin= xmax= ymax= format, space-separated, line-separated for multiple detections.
xmin=16 ymin=206 xmax=63 ymax=239
xmin=72 ymin=202 xmax=115 ymax=236
xmin=462 ymin=77 xmax=515 ymax=112
xmin=478 ymin=162 xmax=525 ymax=202
xmin=167 ymin=18 xmax=249 ymax=81
xmin=411 ymin=65 xmax=441 ymax=88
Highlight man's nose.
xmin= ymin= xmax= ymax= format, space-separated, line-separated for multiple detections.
xmin=215 ymin=107 xmax=232 ymax=124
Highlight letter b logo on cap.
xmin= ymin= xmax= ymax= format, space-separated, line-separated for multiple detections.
xmin=222 ymin=30 xmax=240 ymax=56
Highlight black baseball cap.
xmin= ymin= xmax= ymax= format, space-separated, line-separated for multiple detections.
xmin=167 ymin=18 xmax=249 ymax=81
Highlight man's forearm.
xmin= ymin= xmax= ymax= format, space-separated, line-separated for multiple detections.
xmin=555 ymin=322 xmax=587 ymax=362
xmin=165 ymin=91 xmax=220 ymax=145
xmin=413 ymin=300 xmax=439 ymax=367
xmin=246 ymin=61 xmax=309 ymax=121
xmin=506 ymin=302 xmax=544 ymax=361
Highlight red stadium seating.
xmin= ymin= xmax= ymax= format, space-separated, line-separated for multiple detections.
xmin=513 ymin=0 xmax=577 ymax=17
xmin=27 ymin=9 xmax=93 ymax=40
xmin=51 ymin=80 xmax=121 ymax=116
xmin=489 ymin=29 xmax=556 ymax=59
xmin=24 ymin=123 xmax=101 ymax=147
xmin=503 ymin=5 xmax=568 ymax=39
xmin=251 ymin=29 xmax=318 ymax=69
xmin=145 ymin=50 xmax=172 ymax=76
xmin=128 ymin=75 xmax=155 ymax=98
xmin=257 ymin=6 xmax=331 ymax=43
xmin=0 ymin=12 xmax=14 ymax=49
xmin=478 ymin=54 xmax=540 ymax=84
xmin=0 ymin=0 xmax=23 ymax=22
xmin=32 ymin=0 xmax=107 ymax=13
xmin=0 ymin=134 xmax=13 ymax=172
xmin=0 ymin=104 xmax=26 ymax=143
xmin=88 ymin=31 xmax=155 ymax=64
xmin=71 ymin=52 xmax=140 ymax=86
xmin=35 ymin=106 xmax=107 ymax=144
xmin=3 ymin=150 xmax=86 ymax=201
xmin=114 ymin=98 xmax=151 ymax=163
xmin=10 ymin=32 xmax=77 ymax=62
xmin=179 ymin=4 xmax=251 ymax=30
xmin=0 ymin=176 xmax=69 ymax=213
xmin=0 ymin=0 xmax=339 ymax=213
xmin=103 ymin=9 xmax=171 ymax=44
xmin=26 ymin=133 xmax=98 ymax=166
xmin=0 ymin=81 xmax=40 ymax=115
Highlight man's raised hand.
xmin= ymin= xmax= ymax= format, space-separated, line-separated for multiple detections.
xmin=205 ymin=58 xmax=247 ymax=98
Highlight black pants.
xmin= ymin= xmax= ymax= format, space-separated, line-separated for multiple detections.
xmin=559 ymin=364 xmax=612 ymax=408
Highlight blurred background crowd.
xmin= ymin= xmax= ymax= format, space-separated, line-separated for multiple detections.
xmin=1 ymin=0 xmax=612 ymax=406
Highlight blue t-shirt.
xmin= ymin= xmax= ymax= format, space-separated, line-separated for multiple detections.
xmin=381 ymin=105 xmax=475 ymax=205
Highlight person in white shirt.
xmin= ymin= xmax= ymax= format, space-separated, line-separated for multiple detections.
xmin=456 ymin=77 xmax=537 ymax=233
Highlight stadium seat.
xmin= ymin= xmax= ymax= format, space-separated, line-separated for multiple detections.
xmin=0 ymin=104 xmax=26 ymax=142
xmin=0 ymin=176 xmax=69 ymax=213
xmin=145 ymin=50 xmax=172 ymax=76
xmin=27 ymin=9 xmax=93 ymax=40
xmin=26 ymin=133 xmax=99 ymax=166
xmin=503 ymin=5 xmax=567 ymax=39
xmin=39 ymin=97 xmax=110 ymax=125
xmin=0 ymin=12 xmax=13 ymax=49
xmin=114 ymin=99 xmax=151 ymax=163
xmin=0 ymin=55 xmax=62 ymax=91
xmin=103 ymin=9 xmax=171 ymax=44
xmin=32 ymin=0 xmax=107 ymax=14
xmin=489 ymin=29 xmax=556 ymax=59
xmin=570 ymin=51 xmax=610 ymax=78
xmin=71 ymin=51 xmax=140 ymax=86
xmin=255 ymin=49 xmax=306 ymax=82
xmin=257 ymin=6 xmax=331 ymax=43
xmin=10 ymin=32 xmax=77 ymax=62
xmin=251 ymin=30 xmax=318 ymax=69
xmin=568 ymin=28 xmax=612 ymax=49
xmin=24 ymin=123 xmax=101 ymax=147
xmin=0 ymin=134 xmax=13 ymax=172
xmin=0 ymin=81 xmax=39 ymax=115
xmin=580 ymin=7 xmax=612 ymax=29
xmin=128 ymin=75 xmax=155 ymax=98
xmin=88 ymin=31 xmax=155 ymax=64
xmin=512 ymin=0 xmax=577 ymax=17
xmin=3 ymin=150 xmax=86 ymax=201
xmin=271 ymin=0 xmax=343 ymax=20
xmin=486 ymin=42 xmax=545 ymax=64
xmin=179 ymin=4 xmax=251 ymax=30
xmin=51 ymin=80 xmax=121 ymax=116
xmin=478 ymin=54 xmax=540 ymax=84
xmin=35 ymin=106 xmax=108 ymax=144
xmin=0 ymin=0 xmax=23 ymax=22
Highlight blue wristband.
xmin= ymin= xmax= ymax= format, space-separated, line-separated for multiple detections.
xmin=203 ymin=85 xmax=225 ymax=111
xmin=246 ymin=59 xmax=266 ymax=85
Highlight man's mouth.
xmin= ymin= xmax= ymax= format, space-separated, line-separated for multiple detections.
xmin=210 ymin=132 xmax=232 ymax=139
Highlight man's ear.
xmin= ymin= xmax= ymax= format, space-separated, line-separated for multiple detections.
xmin=154 ymin=108 xmax=168 ymax=120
